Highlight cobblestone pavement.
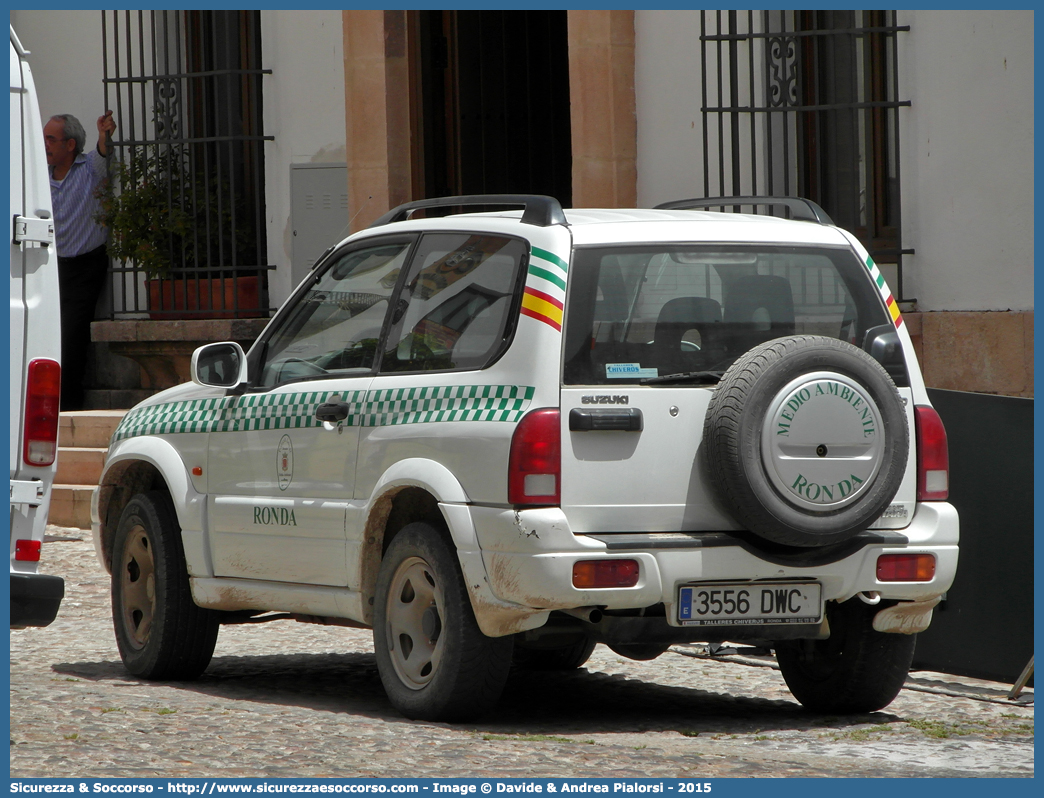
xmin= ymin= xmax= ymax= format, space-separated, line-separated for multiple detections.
xmin=10 ymin=529 xmax=1034 ymax=779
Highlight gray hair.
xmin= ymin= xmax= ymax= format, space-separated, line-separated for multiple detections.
xmin=49 ymin=114 xmax=86 ymax=156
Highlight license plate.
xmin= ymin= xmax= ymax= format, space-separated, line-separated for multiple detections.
xmin=677 ymin=581 xmax=822 ymax=626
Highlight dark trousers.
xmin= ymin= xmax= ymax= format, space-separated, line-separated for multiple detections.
xmin=58 ymin=245 xmax=109 ymax=410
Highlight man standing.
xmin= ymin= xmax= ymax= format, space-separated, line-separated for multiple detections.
xmin=44 ymin=111 xmax=116 ymax=410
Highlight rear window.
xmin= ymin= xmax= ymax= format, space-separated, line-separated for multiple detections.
xmin=563 ymin=245 xmax=892 ymax=386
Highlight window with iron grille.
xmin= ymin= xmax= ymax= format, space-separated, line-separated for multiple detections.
xmin=699 ymin=10 xmax=912 ymax=299
xmin=101 ymin=10 xmax=274 ymax=318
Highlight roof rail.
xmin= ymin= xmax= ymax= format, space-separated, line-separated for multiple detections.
xmin=369 ymin=194 xmax=567 ymax=229
xmin=655 ymin=196 xmax=834 ymax=225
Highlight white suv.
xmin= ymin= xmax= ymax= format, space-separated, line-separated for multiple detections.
xmin=92 ymin=194 xmax=958 ymax=721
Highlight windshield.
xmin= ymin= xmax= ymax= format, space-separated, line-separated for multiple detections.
xmin=563 ymin=245 xmax=891 ymax=386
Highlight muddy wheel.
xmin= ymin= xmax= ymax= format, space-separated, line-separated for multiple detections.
xmin=774 ymin=597 xmax=916 ymax=713
xmin=111 ymin=491 xmax=219 ymax=680
xmin=373 ymin=522 xmax=513 ymax=721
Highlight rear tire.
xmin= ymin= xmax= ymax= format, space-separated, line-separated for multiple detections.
xmin=514 ymin=636 xmax=597 ymax=670
xmin=111 ymin=491 xmax=219 ymax=680
xmin=774 ymin=597 xmax=915 ymax=713
xmin=608 ymin=643 xmax=670 ymax=662
xmin=373 ymin=522 xmax=513 ymax=721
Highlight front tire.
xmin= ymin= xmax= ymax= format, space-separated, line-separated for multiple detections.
xmin=774 ymin=597 xmax=915 ymax=713
xmin=373 ymin=522 xmax=513 ymax=721
xmin=111 ymin=491 xmax=219 ymax=680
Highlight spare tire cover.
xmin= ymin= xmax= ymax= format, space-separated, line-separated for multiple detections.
xmin=703 ymin=335 xmax=908 ymax=547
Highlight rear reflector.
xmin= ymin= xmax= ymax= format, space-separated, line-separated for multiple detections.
xmin=14 ymin=540 xmax=42 ymax=562
xmin=572 ymin=559 xmax=640 ymax=589
xmin=914 ymin=405 xmax=949 ymax=501
xmin=508 ymin=408 xmax=560 ymax=505
xmin=24 ymin=359 xmax=61 ymax=467
xmin=877 ymin=553 xmax=936 ymax=582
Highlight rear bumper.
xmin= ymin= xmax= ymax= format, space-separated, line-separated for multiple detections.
xmin=10 ymin=572 xmax=64 ymax=628
xmin=467 ymin=501 xmax=959 ymax=624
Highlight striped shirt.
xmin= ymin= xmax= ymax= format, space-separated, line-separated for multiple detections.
xmin=49 ymin=149 xmax=110 ymax=258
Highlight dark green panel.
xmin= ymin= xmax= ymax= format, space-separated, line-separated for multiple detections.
xmin=912 ymin=389 xmax=1033 ymax=685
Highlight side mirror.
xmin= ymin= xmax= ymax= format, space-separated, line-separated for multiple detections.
xmin=191 ymin=342 xmax=248 ymax=388
xmin=863 ymin=324 xmax=908 ymax=386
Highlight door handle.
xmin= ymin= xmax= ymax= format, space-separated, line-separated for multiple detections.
xmin=315 ymin=400 xmax=351 ymax=423
xmin=568 ymin=407 xmax=643 ymax=432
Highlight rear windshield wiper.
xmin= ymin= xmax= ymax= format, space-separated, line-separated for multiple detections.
xmin=640 ymin=370 xmax=724 ymax=386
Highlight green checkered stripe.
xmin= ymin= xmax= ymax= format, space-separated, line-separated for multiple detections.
xmin=112 ymin=384 xmax=536 ymax=442
xmin=362 ymin=384 xmax=536 ymax=426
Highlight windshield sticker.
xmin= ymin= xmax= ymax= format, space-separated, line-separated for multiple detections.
xmin=606 ymin=363 xmax=658 ymax=379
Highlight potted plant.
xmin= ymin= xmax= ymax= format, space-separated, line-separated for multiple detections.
xmin=98 ymin=144 xmax=261 ymax=319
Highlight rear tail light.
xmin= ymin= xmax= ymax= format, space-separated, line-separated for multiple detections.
xmin=14 ymin=540 xmax=42 ymax=562
xmin=914 ymin=405 xmax=949 ymax=501
xmin=24 ymin=359 xmax=61 ymax=467
xmin=573 ymin=559 xmax=640 ymax=588
xmin=508 ymin=408 xmax=560 ymax=505
xmin=877 ymin=553 xmax=936 ymax=582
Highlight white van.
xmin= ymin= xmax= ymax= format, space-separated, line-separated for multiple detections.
xmin=10 ymin=26 xmax=64 ymax=628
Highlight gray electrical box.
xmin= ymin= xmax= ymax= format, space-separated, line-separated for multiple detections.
xmin=290 ymin=164 xmax=349 ymax=288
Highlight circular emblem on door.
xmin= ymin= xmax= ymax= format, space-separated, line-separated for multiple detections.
xmin=277 ymin=435 xmax=294 ymax=490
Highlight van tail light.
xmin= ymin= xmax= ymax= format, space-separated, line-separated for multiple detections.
xmin=24 ymin=358 xmax=61 ymax=467
xmin=508 ymin=408 xmax=560 ymax=506
xmin=877 ymin=553 xmax=936 ymax=582
xmin=14 ymin=540 xmax=42 ymax=562
xmin=914 ymin=405 xmax=949 ymax=501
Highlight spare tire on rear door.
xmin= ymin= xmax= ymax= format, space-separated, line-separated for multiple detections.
xmin=703 ymin=335 xmax=908 ymax=548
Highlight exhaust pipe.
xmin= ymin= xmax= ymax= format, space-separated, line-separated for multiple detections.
xmin=561 ymin=606 xmax=603 ymax=624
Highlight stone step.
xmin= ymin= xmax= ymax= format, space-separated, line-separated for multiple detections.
xmin=51 ymin=411 xmax=127 ymax=530
xmin=55 ymin=447 xmax=107 ymax=486
xmin=58 ymin=410 xmax=127 ymax=449
xmin=49 ymin=485 xmax=95 ymax=530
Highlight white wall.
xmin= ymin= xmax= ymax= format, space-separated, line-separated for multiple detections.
xmin=634 ymin=9 xmax=1034 ymax=313
xmin=260 ymin=10 xmax=346 ymax=305
xmin=899 ymin=10 xmax=1034 ymax=311
xmin=634 ymin=11 xmax=704 ymax=209
xmin=10 ymin=11 xmax=106 ymax=142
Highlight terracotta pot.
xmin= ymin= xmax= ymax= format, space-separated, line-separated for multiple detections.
xmin=147 ymin=276 xmax=261 ymax=320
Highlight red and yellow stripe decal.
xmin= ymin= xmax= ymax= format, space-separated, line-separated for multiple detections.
xmin=885 ymin=294 xmax=903 ymax=327
xmin=521 ymin=247 xmax=569 ymax=331
xmin=521 ymin=287 xmax=564 ymax=332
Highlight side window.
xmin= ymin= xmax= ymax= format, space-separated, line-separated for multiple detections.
xmin=258 ymin=240 xmax=412 ymax=388
xmin=379 ymin=233 xmax=527 ymax=373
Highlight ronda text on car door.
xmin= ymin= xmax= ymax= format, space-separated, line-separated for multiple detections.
xmin=206 ymin=239 xmax=413 ymax=586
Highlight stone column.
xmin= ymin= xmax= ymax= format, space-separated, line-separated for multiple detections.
xmin=567 ymin=10 xmax=637 ymax=208
xmin=343 ymin=10 xmax=413 ymax=232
